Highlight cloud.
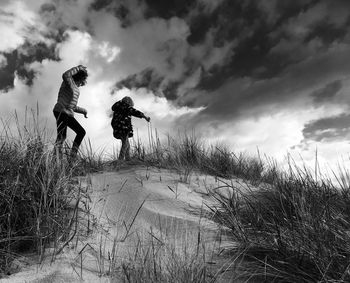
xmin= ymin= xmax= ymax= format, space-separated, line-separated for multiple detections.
xmin=268 ymin=0 xmax=350 ymax=66
xmin=107 ymin=0 xmax=350 ymax=101
xmin=143 ymin=0 xmax=194 ymax=20
xmin=97 ymin=41 xmax=120 ymax=63
xmin=0 ymin=29 xmax=92 ymax=114
xmin=311 ymin=80 xmax=343 ymax=104
xmin=39 ymin=0 xmax=94 ymax=32
xmin=0 ymin=41 xmax=59 ymax=91
xmin=115 ymin=68 xmax=164 ymax=96
xmin=59 ymin=0 xmax=350 ymax=160
xmin=56 ymin=30 xmax=92 ymax=64
xmin=0 ymin=1 xmax=61 ymax=91
xmin=302 ymin=113 xmax=350 ymax=142
xmin=0 ymin=54 xmax=6 ymax=68
xmin=181 ymin=42 xmax=350 ymax=130
xmin=108 ymin=0 xmax=238 ymax=101
xmin=2 ymin=0 xmax=350 ymax=171
xmin=100 ymin=0 xmax=333 ymax=107
xmin=0 ymin=0 xmax=55 ymax=50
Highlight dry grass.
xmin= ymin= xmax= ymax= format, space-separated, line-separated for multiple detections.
xmin=131 ymin=130 xmax=268 ymax=184
xmin=110 ymin=226 xmax=218 ymax=283
xmin=206 ymin=160 xmax=350 ymax=282
xmin=117 ymin=239 xmax=213 ymax=283
xmin=3 ymin=112 xmax=350 ymax=282
xmin=0 ymin=110 xmax=82 ymax=276
xmin=128 ymin=130 xmax=350 ymax=281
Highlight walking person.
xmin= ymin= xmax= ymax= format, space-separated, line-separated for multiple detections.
xmin=111 ymin=96 xmax=150 ymax=160
xmin=53 ymin=65 xmax=88 ymax=159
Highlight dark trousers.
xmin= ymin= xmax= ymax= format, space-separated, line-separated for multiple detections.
xmin=53 ymin=111 xmax=86 ymax=157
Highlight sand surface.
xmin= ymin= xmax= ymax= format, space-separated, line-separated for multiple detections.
xmin=2 ymin=165 xmax=242 ymax=283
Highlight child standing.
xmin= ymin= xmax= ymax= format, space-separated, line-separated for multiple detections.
xmin=111 ymin=96 xmax=150 ymax=160
xmin=53 ymin=65 xmax=88 ymax=159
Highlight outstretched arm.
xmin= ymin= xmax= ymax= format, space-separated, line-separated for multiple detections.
xmin=130 ymin=107 xmax=150 ymax=122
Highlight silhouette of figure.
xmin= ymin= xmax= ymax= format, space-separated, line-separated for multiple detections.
xmin=111 ymin=96 xmax=150 ymax=160
xmin=53 ymin=65 xmax=88 ymax=159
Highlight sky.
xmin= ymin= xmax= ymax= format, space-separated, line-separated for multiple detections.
xmin=1 ymin=0 xmax=350 ymax=174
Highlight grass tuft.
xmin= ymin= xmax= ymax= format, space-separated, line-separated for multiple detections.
xmin=207 ymin=159 xmax=350 ymax=282
xmin=0 ymin=111 xmax=81 ymax=276
xmin=113 ymin=231 xmax=216 ymax=283
xmin=3 ymin=112 xmax=350 ymax=282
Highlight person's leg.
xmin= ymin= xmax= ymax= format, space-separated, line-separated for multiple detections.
xmin=54 ymin=112 xmax=68 ymax=158
xmin=66 ymin=116 xmax=86 ymax=158
xmin=125 ymin=138 xmax=131 ymax=161
xmin=119 ymin=135 xmax=128 ymax=160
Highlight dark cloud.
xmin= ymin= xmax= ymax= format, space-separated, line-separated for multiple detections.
xmin=311 ymin=80 xmax=342 ymax=103
xmin=0 ymin=52 xmax=16 ymax=92
xmin=113 ymin=4 xmax=129 ymax=27
xmin=89 ymin=0 xmax=143 ymax=28
xmin=0 ymin=8 xmax=14 ymax=18
xmin=196 ymin=0 xmax=350 ymax=87
xmin=90 ymin=0 xmax=350 ymax=132
xmin=0 ymin=0 xmax=100 ymax=92
xmin=274 ymin=0 xmax=316 ymax=21
xmin=186 ymin=11 xmax=215 ymax=46
xmin=191 ymin=0 xmax=328 ymax=87
xmin=162 ymin=80 xmax=180 ymax=100
xmin=305 ymin=21 xmax=349 ymax=45
xmin=144 ymin=0 xmax=194 ymax=20
xmin=208 ymin=0 xmax=350 ymax=86
xmin=302 ymin=113 xmax=350 ymax=142
xmin=40 ymin=2 xmax=56 ymax=13
xmin=113 ymin=67 xmax=182 ymax=100
xmin=90 ymin=0 xmax=114 ymax=11
xmin=39 ymin=2 xmax=74 ymax=40
xmin=112 ymin=0 xmax=350 ymax=98
xmin=114 ymin=68 xmax=163 ymax=94
xmin=185 ymin=44 xmax=350 ymax=126
xmin=0 ymin=41 xmax=59 ymax=92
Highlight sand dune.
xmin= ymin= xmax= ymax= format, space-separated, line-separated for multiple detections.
xmin=3 ymin=165 xmax=233 ymax=282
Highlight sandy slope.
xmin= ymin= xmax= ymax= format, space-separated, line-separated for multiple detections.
xmin=2 ymin=165 xmax=238 ymax=283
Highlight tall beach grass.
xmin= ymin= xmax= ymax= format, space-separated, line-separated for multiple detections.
xmin=206 ymin=159 xmax=350 ymax=282
xmin=0 ymin=109 xmax=83 ymax=276
xmin=131 ymin=130 xmax=272 ymax=184
xmin=129 ymin=129 xmax=350 ymax=282
xmin=2 ymin=110 xmax=350 ymax=282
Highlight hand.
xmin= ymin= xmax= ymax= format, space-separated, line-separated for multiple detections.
xmin=145 ymin=116 xmax=150 ymax=122
xmin=83 ymin=109 xmax=88 ymax=118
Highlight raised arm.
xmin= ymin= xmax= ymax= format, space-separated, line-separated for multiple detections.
xmin=63 ymin=65 xmax=88 ymax=117
xmin=62 ymin=65 xmax=87 ymax=89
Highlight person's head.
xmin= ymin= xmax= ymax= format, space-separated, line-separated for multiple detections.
xmin=73 ymin=69 xmax=88 ymax=86
xmin=122 ymin=96 xmax=134 ymax=107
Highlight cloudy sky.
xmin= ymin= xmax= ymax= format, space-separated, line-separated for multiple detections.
xmin=1 ymin=0 xmax=350 ymax=172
